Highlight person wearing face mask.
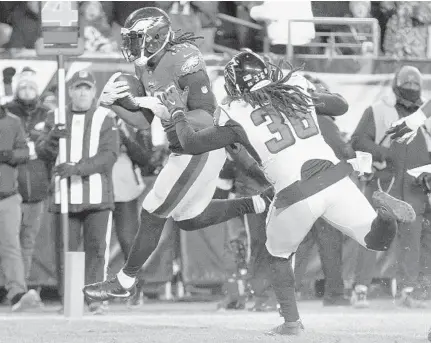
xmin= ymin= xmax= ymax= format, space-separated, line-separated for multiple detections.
xmin=350 ymin=65 xmax=430 ymax=308
xmin=3 ymin=68 xmax=50 ymax=297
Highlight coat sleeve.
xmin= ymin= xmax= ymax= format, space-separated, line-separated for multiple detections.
xmin=350 ymin=106 xmax=389 ymax=162
xmin=8 ymin=119 xmax=29 ymax=166
xmin=35 ymin=111 xmax=59 ymax=162
xmin=75 ymin=114 xmax=119 ymax=176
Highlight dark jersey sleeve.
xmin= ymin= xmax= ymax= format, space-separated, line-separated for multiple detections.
xmin=172 ymin=110 xmax=247 ymax=155
xmin=313 ymin=91 xmax=349 ymax=116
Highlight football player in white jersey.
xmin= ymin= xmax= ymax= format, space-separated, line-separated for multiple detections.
xmin=155 ymin=51 xmax=417 ymax=335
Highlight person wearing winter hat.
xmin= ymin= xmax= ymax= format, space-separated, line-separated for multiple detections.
xmin=351 ymin=65 xmax=431 ymax=308
xmin=3 ymin=68 xmax=50 ymax=306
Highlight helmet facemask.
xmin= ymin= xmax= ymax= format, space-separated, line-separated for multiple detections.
xmin=121 ymin=24 xmax=172 ymax=66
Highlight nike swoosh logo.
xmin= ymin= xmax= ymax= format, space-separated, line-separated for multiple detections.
xmin=106 ymin=291 xmax=131 ymax=298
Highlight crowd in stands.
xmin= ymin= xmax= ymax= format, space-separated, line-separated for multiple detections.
xmin=1 ymin=1 xmax=431 ymax=58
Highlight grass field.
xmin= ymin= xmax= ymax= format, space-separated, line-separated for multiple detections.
xmin=1 ymin=299 xmax=430 ymax=343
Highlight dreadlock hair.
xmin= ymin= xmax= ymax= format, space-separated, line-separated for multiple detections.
xmin=166 ymin=30 xmax=203 ymax=51
xmin=229 ymin=59 xmax=316 ymax=119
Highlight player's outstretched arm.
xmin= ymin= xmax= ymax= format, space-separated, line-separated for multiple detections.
xmin=313 ymin=91 xmax=349 ymax=116
xmin=174 ymin=111 xmax=240 ymax=154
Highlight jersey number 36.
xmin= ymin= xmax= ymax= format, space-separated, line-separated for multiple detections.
xmin=251 ymin=106 xmax=319 ymax=154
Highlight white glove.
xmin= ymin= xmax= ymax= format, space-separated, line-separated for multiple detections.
xmin=387 ymin=109 xmax=427 ymax=144
xmin=135 ymin=96 xmax=170 ymax=121
xmin=99 ymin=72 xmax=130 ymax=106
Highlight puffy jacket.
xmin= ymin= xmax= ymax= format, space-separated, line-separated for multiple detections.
xmin=4 ymin=99 xmax=50 ymax=202
xmin=0 ymin=106 xmax=29 ymax=200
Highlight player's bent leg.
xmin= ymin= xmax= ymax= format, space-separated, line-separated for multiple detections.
xmin=175 ymin=196 xmax=264 ymax=231
xmin=266 ymin=254 xmax=304 ymax=336
xmin=322 ymin=178 xmax=415 ymax=252
xmin=83 ymin=209 xmax=167 ymax=303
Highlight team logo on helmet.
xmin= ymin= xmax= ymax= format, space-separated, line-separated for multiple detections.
xmin=126 ymin=16 xmax=167 ymax=34
xmin=224 ymin=58 xmax=238 ymax=85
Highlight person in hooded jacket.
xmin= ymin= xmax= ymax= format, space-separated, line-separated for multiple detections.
xmin=3 ymin=67 xmax=50 ymax=285
xmin=351 ymin=65 xmax=431 ymax=308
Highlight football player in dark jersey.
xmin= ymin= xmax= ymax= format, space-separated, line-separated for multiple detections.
xmin=84 ymin=8 xmax=272 ymax=305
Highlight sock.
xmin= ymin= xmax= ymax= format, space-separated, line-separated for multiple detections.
xmin=364 ymin=210 xmax=397 ymax=251
xmin=176 ymin=198 xmax=256 ymax=231
xmin=122 ymin=209 xmax=167 ymax=278
xmin=268 ymin=254 xmax=300 ymax=323
xmin=117 ymin=269 xmax=136 ymax=289
xmin=252 ymin=195 xmax=266 ymax=213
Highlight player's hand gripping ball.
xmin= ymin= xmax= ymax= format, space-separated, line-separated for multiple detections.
xmin=113 ymin=73 xmax=146 ymax=110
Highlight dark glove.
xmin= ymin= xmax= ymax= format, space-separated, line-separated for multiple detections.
xmin=49 ymin=124 xmax=69 ymax=140
xmin=54 ymin=162 xmax=79 ymax=178
xmin=2 ymin=67 xmax=16 ymax=85
xmin=0 ymin=150 xmax=13 ymax=163
xmin=417 ymin=172 xmax=431 ymax=192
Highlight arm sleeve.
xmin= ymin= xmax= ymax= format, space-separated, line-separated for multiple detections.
xmin=313 ymin=92 xmax=349 ymax=116
xmin=35 ymin=112 xmax=59 ymax=162
xmin=121 ymin=132 xmax=151 ymax=168
xmin=110 ymin=105 xmax=153 ymax=130
xmin=9 ymin=120 xmax=29 ymax=166
xmin=228 ymin=146 xmax=270 ymax=189
xmin=173 ymin=111 xmax=243 ymax=154
xmin=318 ymin=116 xmax=355 ymax=160
xmin=350 ymin=106 xmax=389 ymax=162
xmin=75 ymin=115 xmax=120 ymax=176
xmin=178 ymin=70 xmax=217 ymax=114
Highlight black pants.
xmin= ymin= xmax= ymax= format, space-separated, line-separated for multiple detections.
xmin=54 ymin=209 xmax=112 ymax=299
xmin=294 ymin=218 xmax=344 ymax=298
xmin=113 ymin=199 xmax=140 ymax=259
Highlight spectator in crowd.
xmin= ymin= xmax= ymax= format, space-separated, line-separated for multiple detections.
xmin=351 ymin=65 xmax=431 ymax=308
xmin=36 ymin=70 xmax=119 ymax=314
xmin=0 ymin=102 xmax=42 ymax=311
xmin=3 ymin=68 xmax=50 ymax=285
xmin=40 ymin=91 xmax=57 ymax=112
xmin=157 ymin=2 xmax=219 ymax=53
xmin=80 ymin=1 xmax=118 ymax=53
xmin=250 ymin=1 xmax=315 ymax=55
xmin=112 ymin=119 xmax=151 ymax=274
xmin=1 ymin=2 xmax=40 ymax=50
xmin=216 ymin=157 xmax=248 ymax=310
xmin=294 ymin=76 xmax=355 ymax=306
xmin=382 ymin=1 xmax=431 ymax=59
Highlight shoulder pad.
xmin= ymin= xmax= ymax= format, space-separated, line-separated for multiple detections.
xmin=172 ymin=44 xmax=206 ymax=77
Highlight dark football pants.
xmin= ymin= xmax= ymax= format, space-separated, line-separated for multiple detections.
xmin=54 ymin=209 xmax=112 ymax=300
xmin=294 ymin=218 xmax=344 ymax=298
xmin=113 ymin=198 xmax=140 ymax=259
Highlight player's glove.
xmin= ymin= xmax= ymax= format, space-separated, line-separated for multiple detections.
xmin=134 ymin=96 xmax=170 ymax=121
xmin=99 ymin=72 xmax=130 ymax=106
xmin=54 ymin=162 xmax=79 ymax=179
xmin=158 ymin=85 xmax=189 ymax=120
xmin=386 ymin=109 xmax=427 ymax=144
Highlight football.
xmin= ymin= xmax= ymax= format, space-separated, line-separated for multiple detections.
xmin=111 ymin=73 xmax=154 ymax=130
xmin=113 ymin=73 xmax=146 ymax=111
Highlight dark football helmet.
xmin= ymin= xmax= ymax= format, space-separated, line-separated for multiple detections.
xmin=121 ymin=7 xmax=172 ymax=64
xmin=224 ymin=51 xmax=271 ymax=97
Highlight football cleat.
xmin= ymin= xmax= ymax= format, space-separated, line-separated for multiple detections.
xmin=83 ymin=276 xmax=134 ymax=303
xmin=265 ymin=320 xmax=304 ymax=336
xmin=372 ymin=191 xmax=416 ymax=223
xmin=350 ymin=285 xmax=370 ymax=309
